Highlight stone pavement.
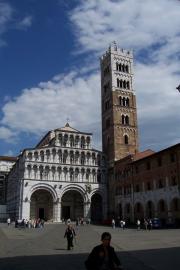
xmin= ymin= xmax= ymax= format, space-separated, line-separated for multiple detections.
xmin=0 ymin=223 xmax=180 ymax=270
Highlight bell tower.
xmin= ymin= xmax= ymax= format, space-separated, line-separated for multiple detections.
xmin=100 ymin=42 xmax=139 ymax=165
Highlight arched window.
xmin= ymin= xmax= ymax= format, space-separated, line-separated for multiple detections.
xmin=122 ymin=97 xmax=126 ymax=106
xmin=116 ymin=62 xmax=119 ymax=71
xmin=124 ymin=135 xmax=129 ymax=145
xmin=126 ymin=81 xmax=130 ymax=89
xmin=120 ymin=80 xmax=123 ymax=88
xmin=119 ymin=96 xmax=122 ymax=105
xmin=126 ymin=98 xmax=129 ymax=107
xmin=81 ymin=136 xmax=85 ymax=149
xmin=122 ymin=64 xmax=125 ymax=72
xmin=123 ymin=80 xmax=126 ymax=89
xmin=122 ymin=115 xmax=125 ymax=124
xmin=125 ymin=115 xmax=129 ymax=125
xmin=117 ymin=78 xmax=120 ymax=87
xmin=70 ymin=168 xmax=74 ymax=181
xmin=126 ymin=65 xmax=129 ymax=73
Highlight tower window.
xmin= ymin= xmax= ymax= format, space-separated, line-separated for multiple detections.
xmin=122 ymin=115 xmax=129 ymax=125
xmin=105 ymin=100 xmax=110 ymax=111
xmin=125 ymin=115 xmax=129 ymax=125
xmin=126 ymin=98 xmax=129 ymax=106
xmin=124 ymin=135 xmax=129 ymax=145
xmin=126 ymin=65 xmax=129 ymax=73
xmin=106 ymin=118 xmax=110 ymax=128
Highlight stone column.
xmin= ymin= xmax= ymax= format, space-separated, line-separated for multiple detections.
xmin=21 ymin=200 xmax=31 ymax=220
xmin=53 ymin=200 xmax=61 ymax=222
xmin=84 ymin=200 xmax=91 ymax=219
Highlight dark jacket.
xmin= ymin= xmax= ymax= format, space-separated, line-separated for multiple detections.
xmin=64 ymin=228 xmax=76 ymax=240
xmin=85 ymin=244 xmax=121 ymax=270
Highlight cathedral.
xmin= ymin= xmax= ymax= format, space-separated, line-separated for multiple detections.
xmin=0 ymin=42 xmax=180 ymax=225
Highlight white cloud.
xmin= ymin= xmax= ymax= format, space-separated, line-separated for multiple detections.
xmin=1 ymin=71 xmax=101 ymax=137
xmin=17 ymin=16 xmax=33 ymax=30
xmin=0 ymin=126 xmax=14 ymax=140
xmin=0 ymin=2 xmax=33 ymax=46
xmin=0 ymin=1 xmax=13 ymax=46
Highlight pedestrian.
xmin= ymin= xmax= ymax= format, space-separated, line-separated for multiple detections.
xmin=122 ymin=220 xmax=126 ymax=230
xmin=7 ymin=217 xmax=11 ymax=226
xmin=64 ymin=224 xmax=76 ymax=250
xmin=144 ymin=219 xmax=148 ymax=230
xmin=85 ymin=232 xmax=123 ymax=270
xmin=120 ymin=220 xmax=123 ymax=229
xmin=112 ymin=218 xmax=115 ymax=229
xmin=148 ymin=219 xmax=152 ymax=230
xmin=137 ymin=219 xmax=141 ymax=230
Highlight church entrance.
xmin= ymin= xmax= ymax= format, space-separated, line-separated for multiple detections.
xmin=61 ymin=190 xmax=84 ymax=220
xmin=30 ymin=189 xmax=53 ymax=221
xmin=91 ymin=193 xmax=103 ymax=223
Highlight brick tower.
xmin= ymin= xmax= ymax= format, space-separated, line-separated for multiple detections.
xmin=100 ymin=42 xmax=139 ymax=166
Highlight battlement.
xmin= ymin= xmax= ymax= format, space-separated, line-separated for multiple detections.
xmin=101 ymin=41 xmax=133 ymax=61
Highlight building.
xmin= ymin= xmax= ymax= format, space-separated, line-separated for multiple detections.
xmin=101 ymin=42 xmax=180 ymax=225
xmin=100 ymin=41 xmax=139 ymax=216
xmin=6 ymin=123 xmax=107 ymax=222
xmin=0 ymin=156 xmax=17 ymax=221
xmin=1 ymin=42 xmax=180 ymax=224
xmin=115 ymin=145 xmax=180 ymax=226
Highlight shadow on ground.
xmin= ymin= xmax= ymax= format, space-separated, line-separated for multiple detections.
xmin=1 ymin=247 xmax=180 ymax=270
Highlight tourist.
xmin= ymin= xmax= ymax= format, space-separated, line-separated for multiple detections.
xmin=112 ymin=218 xmax=115 ymax=229
xmin=85 ymin=232 xmax=123 ymax=270
xmin=7 ymin=217 xmax=11 ymax=226
xmin=137 ymin=219 xmax=141 ymax=230
xmin=144 ymin=219 xmax=148 ymax=230
xmin=64 ymin=224 xmax=76 ymax=250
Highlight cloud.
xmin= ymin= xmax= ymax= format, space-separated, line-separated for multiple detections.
xmin=16 ymin=16 xmax=33 ymax=30
xmin=0 ymin=0 xmax=180 ymax=152
xmin=0 ymin=126 xmax=14 ymax=140
xmin=1 ymin=71 xmax=101 ymax=139
xmin=0 ymin=2 xmax=33 ymax=47
xmin=0 ymin=1 xmax=13 ymax=46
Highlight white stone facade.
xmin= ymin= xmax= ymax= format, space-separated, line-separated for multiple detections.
xmin=6 ymin=124 xmax=107 ymax=222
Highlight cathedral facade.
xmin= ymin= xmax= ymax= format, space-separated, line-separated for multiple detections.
xmin=6 ymin=124 xmax=107 ymax=222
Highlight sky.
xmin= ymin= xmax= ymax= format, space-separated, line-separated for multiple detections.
xmin=0 ymin=0 xmax=180 ymax=157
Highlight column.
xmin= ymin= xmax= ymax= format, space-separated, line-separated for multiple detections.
xmin=84 ymin=200 xmax=91 ymax=218
xmin=53 ymin=201 xmax=61 ymax=222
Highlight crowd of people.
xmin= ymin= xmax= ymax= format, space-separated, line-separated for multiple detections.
xmin=6 ymin=218 xmax=45 ymax=229
xmin=111 ymin=217 xmax=154 ymax=231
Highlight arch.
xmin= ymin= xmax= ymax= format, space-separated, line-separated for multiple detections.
xmin=61 ymin=189 xmax=84 ymax=220
xmin=145 ymin=201 xmax=155 ymax=219
xmin=170 ymin=198 xmax=180 ymax=225
xmin=29 ymin=183 xmax=58 ymax=202
xmin=134 ymin=202 xmax=144 ymax=220
xmin=91 ymin=193 xmax=103 ymax=223
xmin=157 ymin=199 xmax=168 ymax=225
xmin=30 ymin=189 xmax=54 ymax=221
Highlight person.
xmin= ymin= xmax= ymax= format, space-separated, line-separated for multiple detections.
xmin=122 ymin=220 xmax=126 ymax=230
xmin=137 ymin=219 xmax=141 ymax=230
xmin=112 ymin=218 xmax=115 ymax=229
xmin=85 ymin=232 xmax=123 ymax=270
xmin=64 ymin=224 xmax=76 ymax=250
xmin=144 ymin=219 xmax=148 ymax=230
xmin=148 ymin=219 xmax=152 ymax=230
xmin=7 ymin=217 xmax=11 ymax=226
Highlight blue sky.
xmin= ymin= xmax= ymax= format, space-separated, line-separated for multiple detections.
xmin=0 ymin=0 xmax=180 ymax=156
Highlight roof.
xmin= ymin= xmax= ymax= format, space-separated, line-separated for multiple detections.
xmin=133 ymin=150 xmax=155 ymax=161
xmin=55 ymin=123 xmax=92 ymax=135
xmin=55 ymin=122 xmax=80 ymax=133
xmin=0 ymin=156 xmax=17 ymax=162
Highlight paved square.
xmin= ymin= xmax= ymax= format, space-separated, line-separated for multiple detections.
xmin=0 ymin=223 xmax=180 ymax=270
